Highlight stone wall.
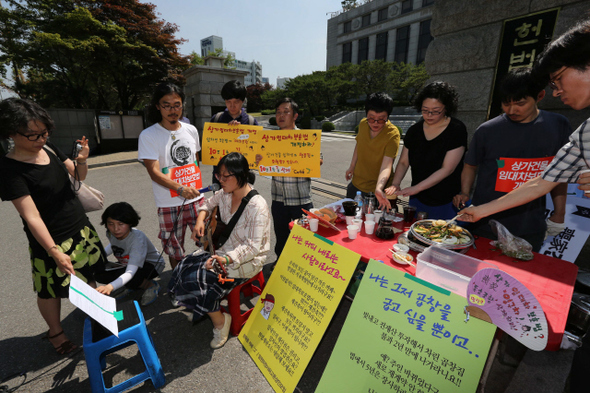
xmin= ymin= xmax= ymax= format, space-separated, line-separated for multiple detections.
xmin=426 ymin=0 xmax=590 ymax=139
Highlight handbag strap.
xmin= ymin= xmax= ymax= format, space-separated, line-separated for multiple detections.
xmin=214 ymin=189 xmax=259 ymax=249
xmin=43 ymin=145 xmax=82 ymax=191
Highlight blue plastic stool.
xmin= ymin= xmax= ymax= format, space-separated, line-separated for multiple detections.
xmin=83 ymin=301 xmax=165 ymax=392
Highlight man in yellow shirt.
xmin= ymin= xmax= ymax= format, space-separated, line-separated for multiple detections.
xmin=345 ymin=92 xmax=401 ymax=210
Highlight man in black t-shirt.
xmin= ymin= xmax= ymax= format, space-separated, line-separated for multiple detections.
xmin=453 ymin=68 xmax=572 ymax=251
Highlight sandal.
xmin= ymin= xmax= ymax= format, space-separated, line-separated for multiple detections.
xmin=42 ymin=330 xmax=78 ymax=355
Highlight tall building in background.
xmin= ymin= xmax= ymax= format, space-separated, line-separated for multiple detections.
xmin=200 ymin=35 xmax=261 ymax=86
xmin=276 ymin=77 xmax=291 ymax=89
xmin=235 ymin=59 xmax=263 ymax=85
xmin=326 ymin=0 xmax=434 ymax=69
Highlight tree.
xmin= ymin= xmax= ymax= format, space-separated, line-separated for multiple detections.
xmin=355 ymin=60 xmax=393 ymax=96
xmin=388 ymin=62 xmax=429 ymax=105
xmin=326 ymin=62 xmax=360 ymax=106
xmin=245 ymin=82 xmax=272 ymax=113
xmin=191 ymin=48 xmax=235 ymax=69
xmin=261 ymin=87 xmax=286 ymax=110
xmin=189 ymin=51 xmax=205 ymax=66
xmin=284 ymin=71 xmax=332 ymax=116
xmin=0 ymin=0 xmax=190 ymax=110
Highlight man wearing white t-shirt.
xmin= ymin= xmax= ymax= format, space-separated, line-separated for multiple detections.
xmin=138 ymin=83 xmax=203 ymax=269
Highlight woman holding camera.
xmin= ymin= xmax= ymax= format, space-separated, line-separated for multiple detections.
xmin=0 ymin=98 xmax=107 ymax=355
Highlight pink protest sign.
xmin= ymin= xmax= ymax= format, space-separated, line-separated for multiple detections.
xmin=467 ymin=268 xmax=548 ymax=351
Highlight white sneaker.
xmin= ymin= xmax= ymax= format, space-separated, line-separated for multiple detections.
xmin=210 ymin=313 xmax=232 ymax=349
xmin=140 ymin=281 xmax=160 ymax=306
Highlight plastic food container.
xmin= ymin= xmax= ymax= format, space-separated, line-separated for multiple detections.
xmin=416 ymin=246 xmax=498 ymax=298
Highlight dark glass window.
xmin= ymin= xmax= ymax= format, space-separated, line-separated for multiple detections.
xmin=343 ymin=21 xmax=352 ymax=33
xmin=358 ymin=37 xmax=369 ymax=64
xmin=422 ymin=0 xmax=435 ymax=6
xmin=395 ymin=25 xmax=410 ymax=63
xmin=342 ymin=42 xmax=352 ymax=63
xmin=378 ymin=8 xmax=388 ymax=22
xmin=401 ymin=0 xmax=413 ymax=14
xmin=362 ymin=14 xmax=371 ymax=27
xmin=375 ymin=32 xmax=388 ymax=60
xmin=417 ymin=19 xmax=433 ymax=64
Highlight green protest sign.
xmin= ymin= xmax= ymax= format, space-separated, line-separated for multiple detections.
xmin=317 ymin=260 xmax=496 ymax=392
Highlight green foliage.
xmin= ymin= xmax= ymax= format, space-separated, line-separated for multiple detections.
xmin=281 ymin=60 xmax=429 ymax=116
xmin=355 ymin=124 xmax=359 ymax=134
xmin=203 ymin=48 xmax=235 ymax=69
xmin=269 ymin=117 xmax=277 ymax=126
xmin=261 ymin=87 xmax=286 ymax=110
xmin=189 ymin=51 xmax=205 ymax=65
xmin=284 ymin=71 xmax=331 ymax=116
xmin=388 ymin=62 xmax=430 ymax=105
xmin=0 ymin=0 xmax=191 ymax=110
xmin=261 ymin=109 xmax=275 ymax=115
xmin=315 ymin=115 xmax=325 ymax=121
xmin=322 ymin=122 xmax=335 ymax=132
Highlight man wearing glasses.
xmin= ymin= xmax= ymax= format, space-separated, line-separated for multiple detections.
xmin=138 ymin=82 xmax=203 ymax=271
xmin=454 ymin=68 xmax=572 ymax=251
xmin=345 ymin=92 xmax=401 ymax=211
xmin=269 ymin=98 xmax=322 ymax=265
xmin=458 ymin=19 xmax=590 ymax=235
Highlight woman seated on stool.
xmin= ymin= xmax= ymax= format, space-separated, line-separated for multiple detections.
xmin=168 ymin=152 xmax=270 ymax=349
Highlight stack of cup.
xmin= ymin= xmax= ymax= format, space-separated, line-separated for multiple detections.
xmin=343 ymin=201 xmax=358 ymax=226
xmin=364 ymin=213 xmax=376 ymax=235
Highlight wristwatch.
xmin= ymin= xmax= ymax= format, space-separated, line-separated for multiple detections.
xmin=177 ymin=186 xmax=184 ymax=196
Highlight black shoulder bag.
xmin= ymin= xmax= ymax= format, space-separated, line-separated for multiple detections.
xmin=212 ymin=189 xmax=259 ymax=250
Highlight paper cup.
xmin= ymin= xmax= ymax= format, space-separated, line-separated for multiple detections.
xmin=365 ymin=213 xmax=375 ymax=222
xmin=345 ymin=215 xmax=355 ymax=225
xmin=309 ymin=218 xmax=319 ymax=232
xmin=364 ymin=220 xmax=376 ymax=235
xmin=374 ymin=210 xmax=383 ymax=222
xmin=352 ymin=218 xmax=363 ymax=227
xmin=347 ymin=225 xmax=359 ymax=239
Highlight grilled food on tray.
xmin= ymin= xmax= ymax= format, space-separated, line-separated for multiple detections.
xmin=412 ymin=219 xmax=471 ymax=245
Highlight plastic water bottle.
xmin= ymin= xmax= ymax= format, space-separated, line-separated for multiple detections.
xmin=354 ymin=191 xmax=363 ymax=219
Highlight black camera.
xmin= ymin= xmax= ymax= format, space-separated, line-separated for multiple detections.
xmin=71 ymin=142 xmax=82 ymax=159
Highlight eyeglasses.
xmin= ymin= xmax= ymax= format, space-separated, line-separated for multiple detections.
xmin=367 ymin=118 xmax=387 ymax=124
xmin=276 ymin=111 xmax=292 ymax=117
xmin=421 ymin=109 xmax=444 ymax=116
xmin=159 ymin=103 xmax=183 ymax=111
xmin=215 ymin=172 xmax=235 ymax=181
xmin=549 ymin=67 xmax=568 ymax=91
xmin=17 ymin=129 xmax=51 ymax=141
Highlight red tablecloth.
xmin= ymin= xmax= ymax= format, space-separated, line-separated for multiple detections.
xmin=311 ymin=221 xmax=578 ymax=351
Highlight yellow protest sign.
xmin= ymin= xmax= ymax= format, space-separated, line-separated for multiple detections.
xmin=201 ymin=122 xmax=322 ymax=177
xmin=239 ymin=225 xmax=360 ymax=393
xmin=256 ymin=130 xmax=321 ymax=177
xmin=201 ymin=122 xmax=263 ymax=170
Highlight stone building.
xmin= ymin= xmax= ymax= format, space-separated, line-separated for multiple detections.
xmin=326 ymin=0 xmax=434 ymax=69
xmin=427 ymin=0 xmax=590 ymax=137
xmin=182 ymin=57 xmax=248 ymax=133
